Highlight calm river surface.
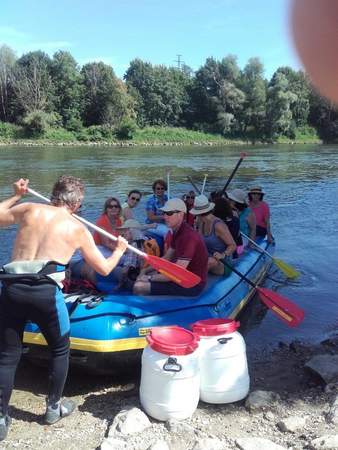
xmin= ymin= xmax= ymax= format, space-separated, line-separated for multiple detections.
xmin=0 ymin=144 xmax=337 ymax=351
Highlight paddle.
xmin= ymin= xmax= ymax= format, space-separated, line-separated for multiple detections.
xmin=221 ymin=152 xmax=247 ymax=195
xmin=166 ymin=170 xmax=171 ymax=199
xmin=241 ymin=232 xmax=300 ymax=279
xmin=187 ymin=176 xmax=201 ymax=194
xmin=201 ymin=173 xmax=208 ymax=195
xmin=222 ymin=260 xmax=304 ymax=327
xmin=27 ymin=188 xmax=201 ymax=289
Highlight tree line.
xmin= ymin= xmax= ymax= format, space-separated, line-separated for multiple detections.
xmin=0 ymin=44 xmax=337 ymax=142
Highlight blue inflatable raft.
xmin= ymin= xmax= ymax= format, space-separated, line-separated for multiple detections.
xmin=23 ymin=239 xmax=273 ymax=373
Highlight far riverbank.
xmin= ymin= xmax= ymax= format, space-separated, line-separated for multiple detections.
xmin=0 ymin=139 xmax=322 ymax=147
xmin=0 ymin=125 xmax=322 ymax=147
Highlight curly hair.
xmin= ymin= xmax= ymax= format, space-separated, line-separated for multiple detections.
xmin=152 ymin=179 xmax=167 ymax=192
xmin=51 ymin=175 xmax=84 ymax=208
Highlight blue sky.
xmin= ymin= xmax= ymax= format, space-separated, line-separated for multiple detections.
xmin=0 ymin=0 xmax=301 ymax=80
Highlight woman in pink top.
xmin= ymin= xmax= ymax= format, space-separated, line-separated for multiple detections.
xmin=248 ymin=187 xmax=273 ymax=243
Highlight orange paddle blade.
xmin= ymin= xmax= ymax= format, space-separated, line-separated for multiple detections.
xmin=145 ymin=254 xmax=201 ymax=288
xmin=257 ymin=287 xmax=305 ymax=328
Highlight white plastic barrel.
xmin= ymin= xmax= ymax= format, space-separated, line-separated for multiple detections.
xmin=140 ymin=326 xmax=200 ymax=421
xmin=192 ymin=318 xmax=249 ymax=404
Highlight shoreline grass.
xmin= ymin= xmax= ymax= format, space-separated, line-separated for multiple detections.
xmin=0 ymin=124 xmax=322 ymax=146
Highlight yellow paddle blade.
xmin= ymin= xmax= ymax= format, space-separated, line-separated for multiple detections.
xmin=273 ymin=257 xmax=300 ymax=279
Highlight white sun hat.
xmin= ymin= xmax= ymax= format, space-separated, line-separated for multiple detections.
xmin=227 ymin=189 xmax=247 ymax=205
xmin=190 ymin=194 xmax=215 ymax=215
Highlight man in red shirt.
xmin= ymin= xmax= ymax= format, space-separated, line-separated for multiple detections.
xmin=134 ymin=198 xmax=208 ymax=297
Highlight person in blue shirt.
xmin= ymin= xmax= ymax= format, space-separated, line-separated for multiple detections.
xmin=145 ymin=179 xmax=168 ymax=225
xmin=145 ymin=179 xmax=169 ymax=240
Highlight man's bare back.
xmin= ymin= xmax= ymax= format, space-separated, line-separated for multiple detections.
xmin=0 ymin=178 xmax=128 ymax=276
xmin=11 ymin=203 xmax=85 ymax=264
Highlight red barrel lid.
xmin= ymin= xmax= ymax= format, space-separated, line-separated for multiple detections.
xmin=146 ymin=326 xmax=199 ymax=355
xmin=192 ymin=318 xmax=240 ymax=336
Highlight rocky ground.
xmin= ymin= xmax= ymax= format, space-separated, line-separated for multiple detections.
xmin=1 ymin=336 xmax=338 ymax=450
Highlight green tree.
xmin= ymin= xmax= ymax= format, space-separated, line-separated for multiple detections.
xmin=81 ymin=62 xmax=134 ymax=127
xmin=125 ymin=59 xmax=191 ymax=126
xmin=213 ymin=79 xmax=245 ymax=135
xmin=266 ymin=72 xmax=297 ymax=138
xmin=219 ymin=55 xmax=241 ymax=84
xmin=240 ymin=58 xmax=267 ymax=138
xmin=274 ymin=66 xmax=310 ymax=127
xmin=11 ymin=51 xmax=54 ymax=117
xmin=0 ymin=45 xmax=16 ymax=122
xmin=51 ymin=51 xmax=83 ymax=129
xmin=189 ymin=55 xmax=245 ymax=135
xmin=188 ymin=57 xmax=225 ymax=130
xmin=309 ymin=88 xmax=338 ymax=142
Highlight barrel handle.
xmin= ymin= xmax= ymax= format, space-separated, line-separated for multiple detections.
xmin=217 ymin=337 xmax=233 ymax=344
xmin=163 ymin=357 xmax=182 ymax=372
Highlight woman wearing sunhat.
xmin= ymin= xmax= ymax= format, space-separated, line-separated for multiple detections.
xmin=190 ymin=195 xmax=236 ymax=276
xmin=248 ymin=186 xmax=273 ymax=243
xmin=227 ymin=189 xmax=256 ymax=245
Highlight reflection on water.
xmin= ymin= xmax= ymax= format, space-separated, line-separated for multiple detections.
xmin=0 ymin=144 xmax=337 ymax=350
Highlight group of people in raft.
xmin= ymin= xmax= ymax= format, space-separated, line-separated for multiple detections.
xmin=71 ymin=178 xmax=273 ymax=298
xmin=0 ymin=176 xmax=272 ymax=438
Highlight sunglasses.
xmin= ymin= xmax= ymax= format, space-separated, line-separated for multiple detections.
xmin=164 ymin=210 xmax=180 ymax=216
xmin=155 ymin=187 xmax=165 ymax=191
xmin=186 ymin=196 xmax=195 ymax=200
xmin=107 ymin=204 xmax=120 ymax=209
xmin=130 ymin=196 xmax=141 ymax=202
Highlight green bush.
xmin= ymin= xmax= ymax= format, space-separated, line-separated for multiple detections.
xmin=86 ymin=125 xmax=114 ymax=141
xmin=0 ymin=122 xmax=20 ymax=139
xmin=133 ymin=126 xmax=224 ymax=142
xmin=65 ymin=116 xmax=84 ymax=132
xmin=115 ymin=118 xmax=137 ymax=140
xmin=294 ymin=125 xmax=319 ymax=140
xmin=43 ymin=128 xmax=77 ymax=142
xmin=22 ymin=110 xmax=62 ymax=136
xmin=277 ymin=125 xmax=320 ymax=143
xmin=75 ymin=129 xmax=90 ymax=142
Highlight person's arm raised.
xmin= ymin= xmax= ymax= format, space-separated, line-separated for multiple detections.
xmin=78 ymin=227 xmax=128 ymax=276
xmin=0 ymin=179 xmax=30 ymax=227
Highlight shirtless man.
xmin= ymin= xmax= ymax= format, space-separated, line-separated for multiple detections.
xmin=0 ymin=176 xmax=128 ymax=440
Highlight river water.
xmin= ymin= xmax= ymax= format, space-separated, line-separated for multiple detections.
xmin=0 ymin=144 xmax=337 ymax=351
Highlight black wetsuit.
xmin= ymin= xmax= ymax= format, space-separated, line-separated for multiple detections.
xmin=0 ymin=262 xmax=69 ymax=416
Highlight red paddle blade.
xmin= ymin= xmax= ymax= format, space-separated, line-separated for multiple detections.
xmin=257 ymin=287 xmax=305 ymax=328
xmin=145 ymin=254 xmax=201 ymax=288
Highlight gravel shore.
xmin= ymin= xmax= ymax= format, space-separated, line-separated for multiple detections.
xmin=1 ymin=337 xmax=338 ymax=450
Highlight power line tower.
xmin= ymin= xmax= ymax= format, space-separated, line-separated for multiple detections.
xmin=174 ymin=54 xmax=185 ymax=70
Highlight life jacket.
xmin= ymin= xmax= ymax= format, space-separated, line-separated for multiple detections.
xmin=142 ymin=238 xmax=160 ymax=267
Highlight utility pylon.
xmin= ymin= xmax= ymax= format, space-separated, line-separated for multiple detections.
xmin=174 ymin=54 xmax=184 ymax=70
